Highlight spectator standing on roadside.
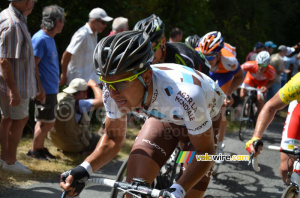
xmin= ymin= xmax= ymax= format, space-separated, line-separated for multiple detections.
xmin=245 ymin=42 xmax=265 ymax=61
xmin=108 ymin=17 xmax=129 ymax=36
xmin=60 ymin=8 xmax=113 ymax=85
xmin=0 ymin=0 xmax=38 ymax=174
xmin=267 ymin=45 xmax=288 ymax=100
xmin=49 ymin=78 xmax=103 ymax=154
xmin=264 ymin=41 xmax=277 ymax=55
xmin=169 ymin=27 xmax=183 ymax=42
xmin=26 ymin=5 xmax=65 ymax=161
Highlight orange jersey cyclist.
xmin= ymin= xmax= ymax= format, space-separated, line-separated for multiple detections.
xmin=240 ymin=51 xmax=276 ymax=114
xmin=60 ymin=31 xmax=225 ymax=198
xmin=195 ymin=31 xmax=244 ymax=165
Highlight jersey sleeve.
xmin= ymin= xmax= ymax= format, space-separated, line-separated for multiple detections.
xmin=102 ymin=86 xmax=124 ymax=119
xmin=279 ymin=72 xmax=300 ymax=104
xmin=241 ymin=61 xmax=255 ymax=71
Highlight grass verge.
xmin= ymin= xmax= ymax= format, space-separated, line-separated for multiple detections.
xmin=0 ymin=126 xmax=140 ymax=193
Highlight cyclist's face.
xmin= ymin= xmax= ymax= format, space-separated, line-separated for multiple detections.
xmin=103 ymin=70 xmax=152 ymax=113
xmin=205 ymin=53 xmax=219 ymax=67
xmin=152 ymin=37 xmax=166 ymax=64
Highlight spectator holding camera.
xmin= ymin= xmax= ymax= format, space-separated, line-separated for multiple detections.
xmin=48 ymin=78 xmax=103 ymax=153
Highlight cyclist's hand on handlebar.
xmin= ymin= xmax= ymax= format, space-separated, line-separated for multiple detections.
xmin=60 ymin=165 xmax=90 ymax=197
xmin=245 ymin=137 xmax=263 ymax=155
xmin=260 ymin=86 xmax=268 ymax=93
xmin=159 ymin=184 xmax=185 ymax=198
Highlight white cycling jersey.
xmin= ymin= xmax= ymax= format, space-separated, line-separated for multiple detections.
xmin=103 ymin=63 xmax=225 ymax=135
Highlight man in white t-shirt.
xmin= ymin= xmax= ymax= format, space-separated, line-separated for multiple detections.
xmin=60 ymin=8 xmax=113 ymax=85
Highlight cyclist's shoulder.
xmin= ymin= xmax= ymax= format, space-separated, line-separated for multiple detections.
xmin=241 ymin=61 xmax=257 ymax=69
xmin=279 ymin=72 xmax=300 ymax=104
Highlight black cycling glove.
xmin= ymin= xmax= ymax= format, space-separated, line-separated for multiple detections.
xmin=61 ymin=165 xmax=90 ymax=197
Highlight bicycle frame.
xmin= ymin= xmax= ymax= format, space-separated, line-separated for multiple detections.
xmin=251 ymin=145 xmax=300 ymax=198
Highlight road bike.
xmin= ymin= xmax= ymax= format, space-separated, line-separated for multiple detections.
xmin=238 ymin=87 xmax=262 ymax=141
xmin=251 ymin=144 xmax=300 ymax=198
xmin=61 ymin=177 xmax=174 ymax=198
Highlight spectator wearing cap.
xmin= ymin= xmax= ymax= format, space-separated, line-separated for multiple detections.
xmin=169 ymin=27 xmax=183 ymax=43
xmin=48 ymin=78 xmax=103 ymax=154
xmin=246 ymin=42 xmax=265 ymax=61
xmin=282 ymin=42 xmax=300 ymax=85
xmin=264 ymin=41 xmax=277 ymax=55
xmin=26 ymin=5 xmax=65 ymax=161
xmin=60 ymin=8 xmax=113 ymax=85
xmin=108 ymin=17 xmax=129 ymax=36
xmin=267 ymin=45 xmax=288 ymax=100
xmin=0 ymin=0 xmax=38 ymax=174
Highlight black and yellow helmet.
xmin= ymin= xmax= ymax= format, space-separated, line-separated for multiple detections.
xmin=133 ymin=14 xmax=165 ymax=43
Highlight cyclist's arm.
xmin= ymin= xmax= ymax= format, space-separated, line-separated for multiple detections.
xmin=253 ymin=92 xmax=287 ymax=139
xmin=176 ymin=126 xmax=215 ymax=193
xmin=227 ymin=68 xmax=243 ymax=96
xmin=265 ymin=78 xmax=275 ymax=89
xmin=85 ymin=115 xmax=127 ymax=172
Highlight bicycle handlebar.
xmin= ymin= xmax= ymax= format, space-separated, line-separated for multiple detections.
xmin=62 ymin=177 xmax=174 ymax=198
xmin=251 ymin=145 xmax=300 ymax=172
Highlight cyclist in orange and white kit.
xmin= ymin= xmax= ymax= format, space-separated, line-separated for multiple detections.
xmin=240 ymin=51 xmax=276 ymax=114
xmin=246 ymin=72 xmax=300 ymax=184
xmin=195 ymin=31 xmax=244 ymax=164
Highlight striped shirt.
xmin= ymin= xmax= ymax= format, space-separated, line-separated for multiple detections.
xmin=0 ymin=4 xmax=37 ymax=98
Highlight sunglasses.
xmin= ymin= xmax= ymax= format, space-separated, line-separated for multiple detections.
xmin=258 ymin=64 xmax=268 ymax=68
xmin=99 ymin=70 xmax=146 ymax=92
xmin=205 ymin=54 xmax=217 ymax=61
xmin=96 ymin=19 xmax=107 ymax=25
xmin=152 ymin=39 xmax=162 ymax=53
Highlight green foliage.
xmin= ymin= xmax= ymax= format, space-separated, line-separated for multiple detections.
xmin=1 ymin=0 xmax=300 ymax=66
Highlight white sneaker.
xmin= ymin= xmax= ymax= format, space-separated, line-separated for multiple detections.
xmin=16 ymin=160 xmax=29 ymax=169
xmin=2 ymin=161 xmax=32 ymax=174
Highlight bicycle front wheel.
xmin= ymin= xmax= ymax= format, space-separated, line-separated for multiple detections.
xmin=239 ymin=97 xmax=254 ymax=141
xmin=109 ymin=158 xmax=128 ymax=198
xmin=281 ymin=184 xmax=298 ymax=198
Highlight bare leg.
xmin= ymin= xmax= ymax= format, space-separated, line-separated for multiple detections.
xmin=257 ymin=93 xmax=265 ymax=115
xmin=0 ymin=116 xmax=12 ymax=161
xmin=6 ymin=116 xmax=28 ymax=164
xmin=280 ymin=152 xmax=295 ymax=185
xmin=32 ymin=121 xmax=55 ymax=150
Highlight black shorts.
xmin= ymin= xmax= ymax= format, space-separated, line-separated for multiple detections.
xmin=129 ymin=117 xmax=219 ymax=191
xmin=35 ymin=94 xmax=57 ymax=123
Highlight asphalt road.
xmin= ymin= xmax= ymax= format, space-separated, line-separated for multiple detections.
xmin=0 ymin=119 xmax=286 ymax=198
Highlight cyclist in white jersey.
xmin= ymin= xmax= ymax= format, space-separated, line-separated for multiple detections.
xmin=60 ymin=31 xmax=225 ymax=198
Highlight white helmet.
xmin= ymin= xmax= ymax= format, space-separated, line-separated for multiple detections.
xmin=256 ymin=51 xmax=270 ymax=65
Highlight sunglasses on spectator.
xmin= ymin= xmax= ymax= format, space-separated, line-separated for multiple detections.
xmin=205 ymin=54 xmax=217 ymax=61
xmin=96 ymin=19 xmax=107 ymax=25
xmin=258 ymin=64 xmax=268 ymax=67
xmin=99 ymin=70 xmax=146 ymax=92
xmin=152 ymin=39 xmax=162 ymax=53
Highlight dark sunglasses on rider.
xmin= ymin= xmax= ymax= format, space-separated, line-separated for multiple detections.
xmin=205 ymin=54 xmax=217 ymax=61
